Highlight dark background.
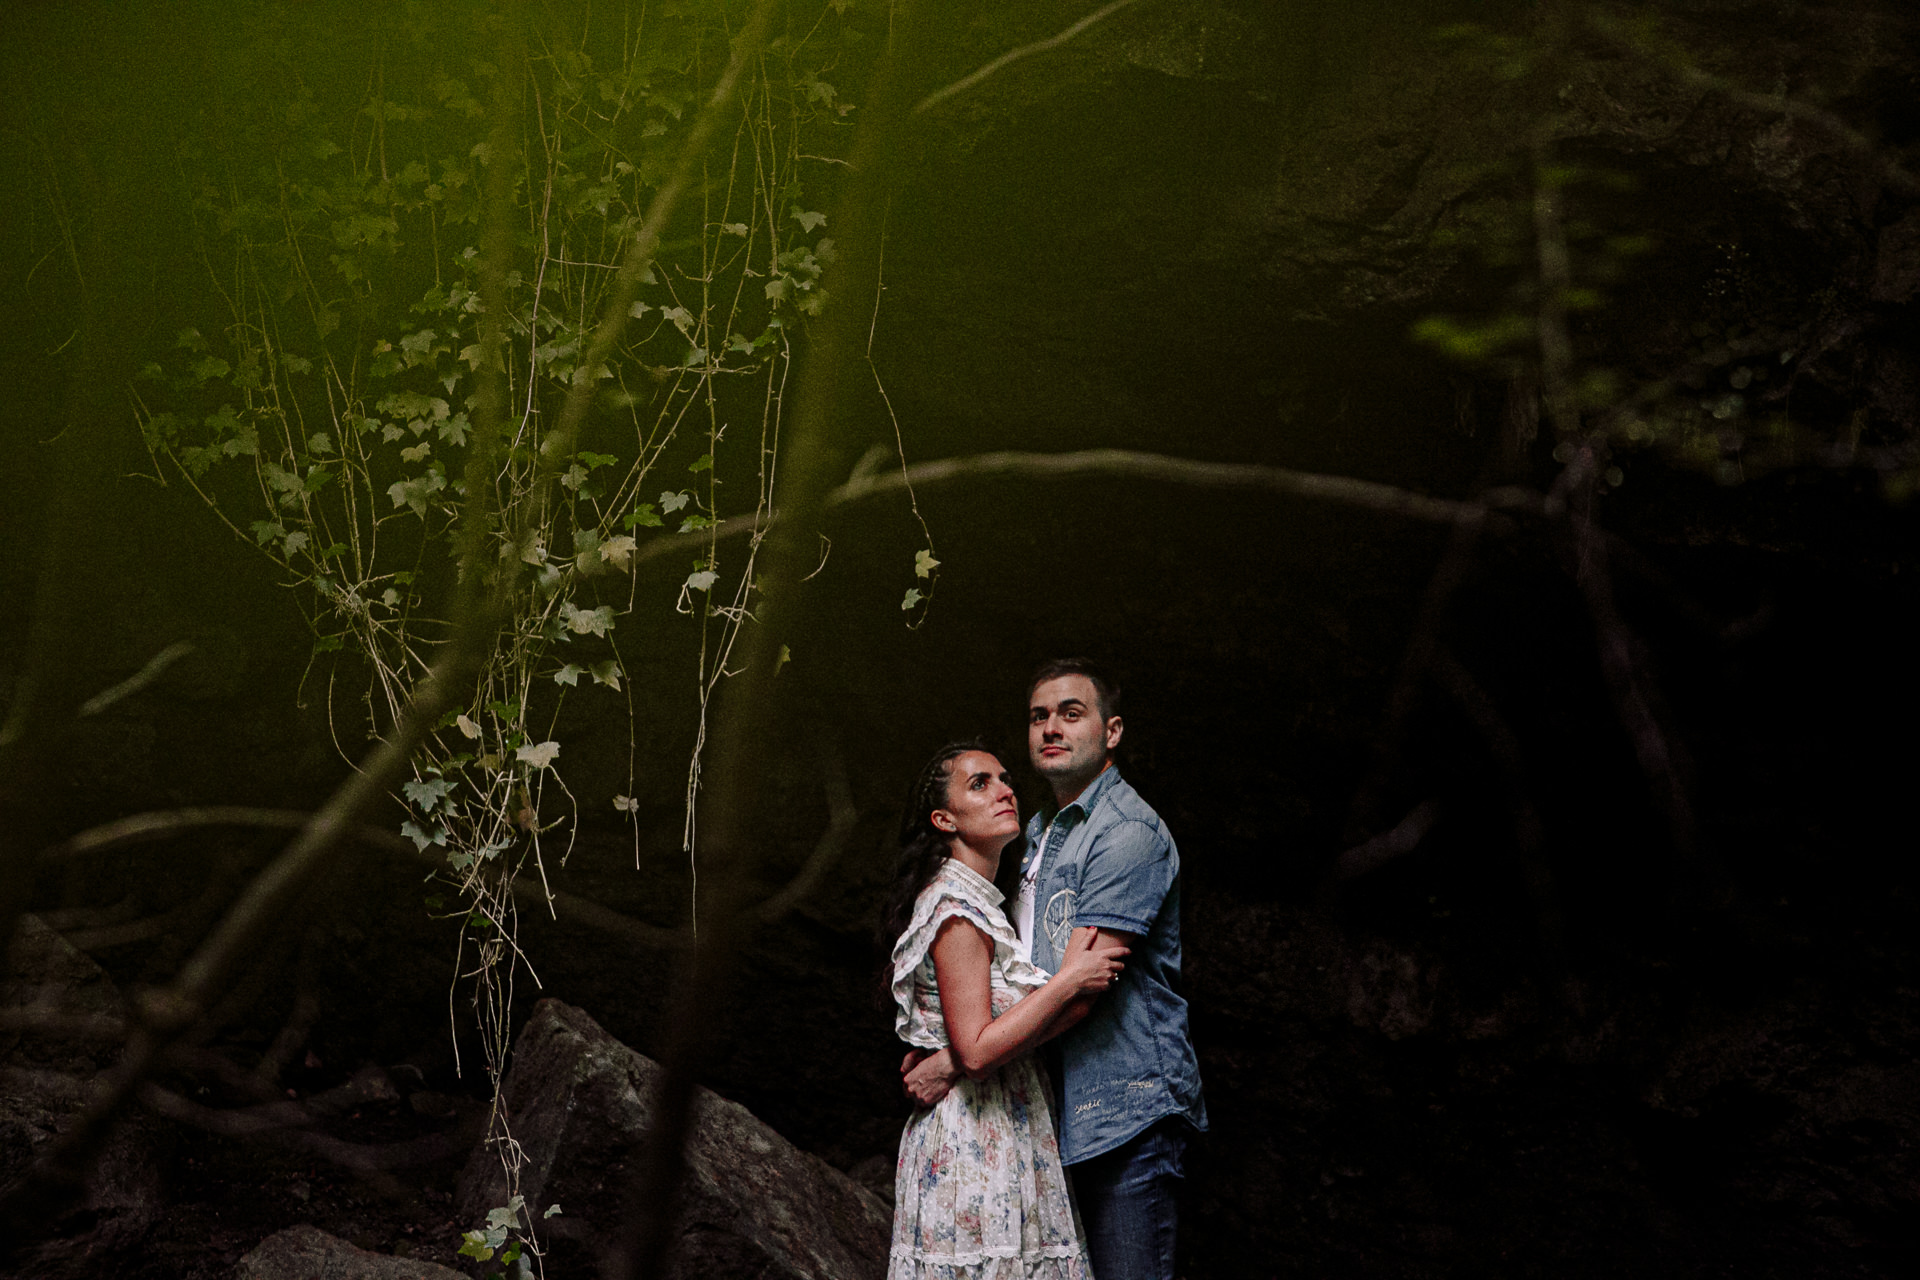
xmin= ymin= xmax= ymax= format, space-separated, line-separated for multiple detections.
xmin=2 ymin=1 xmax=1917 ymax=1276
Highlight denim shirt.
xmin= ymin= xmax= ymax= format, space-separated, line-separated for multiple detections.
xmin=1023 ymin=767 xmax=1206 ymax=1163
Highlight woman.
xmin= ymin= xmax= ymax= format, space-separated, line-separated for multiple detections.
xmin=881 ymin=741 xmax=1129 ymax=1280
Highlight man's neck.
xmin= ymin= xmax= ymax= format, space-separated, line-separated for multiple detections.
xmin=1049 ymin=759 xmax=1114 ymax=813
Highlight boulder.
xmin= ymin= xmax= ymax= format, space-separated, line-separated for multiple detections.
xmin=457 ymin=999 xmax=891 ymax=1280
xmin=1 ymin=915 xmax=167 ymax=1277
xmin=236 ymin=1224 xmax=467 ymax=1280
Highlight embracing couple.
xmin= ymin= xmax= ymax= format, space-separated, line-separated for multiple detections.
xmin=878 ymin=659 xmax=1206 ymax=1280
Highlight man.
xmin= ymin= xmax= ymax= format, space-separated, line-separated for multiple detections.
xmin=906 ymin=658 xmax=1205 ymax=1280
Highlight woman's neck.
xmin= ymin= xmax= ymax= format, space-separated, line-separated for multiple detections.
xmin=948 ymin=840 xmax=1002 ymax=884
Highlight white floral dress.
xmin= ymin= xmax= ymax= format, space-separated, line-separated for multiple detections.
xmin=888 ymin=860 xmax=1092 ymax=1280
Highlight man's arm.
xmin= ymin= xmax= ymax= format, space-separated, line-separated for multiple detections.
xmin=901 ymin=925 xmax=1135 ymax=1105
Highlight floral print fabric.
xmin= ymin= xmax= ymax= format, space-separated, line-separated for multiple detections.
xmin=888 ymin=860 xmax=1092 ymax=1280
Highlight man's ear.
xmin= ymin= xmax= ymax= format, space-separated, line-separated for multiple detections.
xmin=1104 ymin=716 xmax=1124 ymax=752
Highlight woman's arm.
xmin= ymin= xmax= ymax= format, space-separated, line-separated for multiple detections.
xmin=932 ymin=921 xmax=1127 ymax=1079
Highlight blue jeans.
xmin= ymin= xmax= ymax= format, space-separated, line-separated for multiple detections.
xmin=1070 ymin=1117 xmax=1189 ymax=1280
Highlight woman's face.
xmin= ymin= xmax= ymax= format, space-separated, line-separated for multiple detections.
xmin=932 ymin=750 xmax=1020 ymax=850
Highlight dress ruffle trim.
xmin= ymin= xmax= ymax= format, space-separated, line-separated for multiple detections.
xmin=890 ymin=863 xmax=1046 ymax=1046
xmin=890 ymin=1243 xmax=1087 ymax=1265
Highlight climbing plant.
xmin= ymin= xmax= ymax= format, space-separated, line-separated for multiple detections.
xmin=134 ymin=0 xmax=879 ymax=1258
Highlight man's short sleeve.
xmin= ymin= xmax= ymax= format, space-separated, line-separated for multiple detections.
xmin=1073 ymin=817 xmax=1174 ymax=936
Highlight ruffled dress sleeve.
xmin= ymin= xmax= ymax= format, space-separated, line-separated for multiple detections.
xmin=890 ymin=861 xmax=1046 ymax=1049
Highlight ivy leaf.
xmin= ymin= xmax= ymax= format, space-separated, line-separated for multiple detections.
xmin=902 ymin=588 xmax=923 ymax=611
xmin=283 ymin=531 xmax=311 ymax=556
xmin=791 ymin=207 xmax=826 ymax=232
xmin=400 ymin=442 xmax=432 ymax=463
xmin=723 ymin=222 xmax=748 ymax=237
xmin=678 ymin=514 xmax=713 ymax=533
xmin=688 ymin=453 xmax=713 ymax=473
xmin=623 ymin=503 xmax=663 ymax=530
xmin=659 ymin=490 xmax=691 ymax=514
xmin=439 ymin=413 xmax=470 ymax=446
xmin=455 ymin=713 xmax=482 ymax=740
xmin=685 ymin=569 xmax=719 ymax=593
xmin=403 ymin=777 xmax=453 ymax=811
xmin=559 ymin=602 xmax=615 ymax=637
xmin=488 ymin=1198 xmax=526 ymax=1232
xmin=775 ymin=643 xmax=792 ymax=675
xmin=629 ymin=300 xmax=651 ymax=319
xmin=660 ymin=305 xmax=693 ymax=333
xmin=544 ymin=1203 xmax=564 ymax=1218
xmin=516 ymin=740 xmax=561 ymax=770
xmin=401 ymin=820 xmax=447 ymax=851
xmin=590 ymin=660 xmax=622 ymax=691
xmin=553 ymin=663 xmax=582 ymax=687
xmin=914 ymin=549 xmax=940 ymax=579
xmin=600 ymin=534 xmax=637 ymax=571
xmin=251 ymin=520 xmax=285 ymax=546
xmin=764 ymin=276 xmax=789 ymax=303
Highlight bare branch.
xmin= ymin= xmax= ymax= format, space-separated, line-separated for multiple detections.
xmin=750 ymin=741 xmax=859 ymax=925
xmin=1583 ymin=7 xmax=1920 ymax=197
xmin=628 ymin=448 xmax=1531 ymax=574
xmin=915 ymin=0 xmax=1148 ymax=116
xmin=1330 ymin=800 xmax=1443 ymax=881
xmin=77 ymin=642 xmax=195 ymax=717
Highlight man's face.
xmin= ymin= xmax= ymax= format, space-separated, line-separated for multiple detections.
xmin=1028 ymin=674 xmax=1122 ymax=796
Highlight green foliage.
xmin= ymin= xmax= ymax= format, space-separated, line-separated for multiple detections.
xmin=133 ymin=0 xmax=879 ymax=1244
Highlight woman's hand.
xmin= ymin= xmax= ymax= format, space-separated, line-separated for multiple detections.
xmin=1053 ymin=925 xmax=1129 ymax=997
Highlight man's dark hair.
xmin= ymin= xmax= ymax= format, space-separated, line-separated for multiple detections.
xmin=1027 ymin=657 xmax=1122 ymax=722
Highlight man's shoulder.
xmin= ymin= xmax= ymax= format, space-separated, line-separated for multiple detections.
xmin=1090 ymin=773 xmax=1169 ymax=831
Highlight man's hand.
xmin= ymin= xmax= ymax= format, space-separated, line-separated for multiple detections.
xmin=901 ymin=1046 xmax=962 ymax=1107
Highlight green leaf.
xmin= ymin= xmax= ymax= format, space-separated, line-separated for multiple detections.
xmin=914 ymin=549 xmax=940 ymax=579
xmin=578 ymin=451 xmax=617 ymax=470
xmin=589 ymin=660 xmax=622 ymax=691
xmin=775 ymin=643 xmax=792 ymax=675
xmin=687 ymin=453 xmax=712 ymax=473
xmin=791 ymin=207 xmax=826 ymax=232
xmin=458 ymin=1230 xmax=497 ymax=1262
xmin=624 ymin=503 xmax=663 ymax=530
xmin=901 ymin=588 xmax=923 ymax=611
xmin=439 ymin=413 xmax=471 ymax=446
xmin=307 ymin=432 xmax=334 ymax=455
xmin=678 ymin=514 xmax=713 ymax=533
xmin=553 ymin=663 xmax=582 ymax=687
xmin=176 ymin=328 xmax=206 ymax=352
xmin=686 ymin=569 xmax=718 ymax=592
xmin=559 ymin=602 xmax=615 ymax=637
xmin=401 ymin=819 xmax=447 ymax=850
xmin=313 ymin=634 xmax=344 ymax=653
xmin=660 ymin=490 xmax=690 ymax=514
xmin=403 ymin=777 xmax=453 ymax=811
xmin=516 ymin=740 xmax=561 ymax=769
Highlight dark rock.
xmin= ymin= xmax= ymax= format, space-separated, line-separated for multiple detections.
xmin=235 ymin=1224 xmax=467 ymax=1280
xmin=456 ymin=998 xmax=891 ymax=1280
xmin=1 ymin=916 xmax=167 ymax=1277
